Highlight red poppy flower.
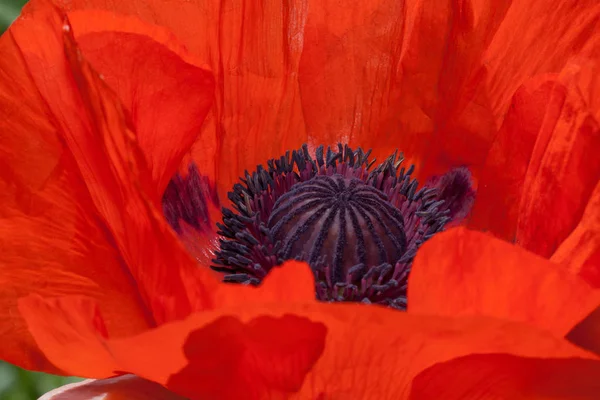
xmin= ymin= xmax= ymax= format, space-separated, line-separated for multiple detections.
xmin=1 ymin=0 xmax=600 ymax=399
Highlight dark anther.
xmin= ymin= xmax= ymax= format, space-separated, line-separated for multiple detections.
xmin=426 ymin=167 xmax=475 ymax=226
xmin=162 ymin=164 xmax=219 ymax=234
xmin=204 ymin=144 xmax=474 ymax=310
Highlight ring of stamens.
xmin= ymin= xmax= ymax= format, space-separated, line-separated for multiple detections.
xmin=211 ymin=144 xmax=450 ymax=309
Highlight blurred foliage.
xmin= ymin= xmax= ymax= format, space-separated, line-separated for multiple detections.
xmin=0 ymin=0 xmax=28 ymax=32
xmin=0 ymin=362 xmax=82 ymax=399
xmin=1 ymin=0 xmax=85 ymax=398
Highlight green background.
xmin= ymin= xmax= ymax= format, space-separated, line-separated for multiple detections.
xmin=0 ymin=0 xmax=27 ymax=32
xmin=1 ymin=1 xmax=84 ymax=398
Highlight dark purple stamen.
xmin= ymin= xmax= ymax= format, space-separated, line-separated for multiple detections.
xmin=426 ymin=167 xmax=476 ymax=226
xmin=162 ymin=164 xmax=219 ymax=234
xmin=209 ymin=144 xmax=462 ymax=309
xmin=161 ymin=144 xmax=475 ymax=309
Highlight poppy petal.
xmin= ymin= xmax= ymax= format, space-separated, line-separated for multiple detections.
xmin=0 ymin=162 xmax=152 ymax=372
xmin=408 ymin=227 xmax=600 ymax=337
xmin=180 ymin=259 xmax=317 ymax=313
xmin=10 ymin=1 xmax=208 ymax=325
xmin=58 ymin=0 xmax=502 ymax=182
xmin=515 ymin=64 xmax=600 ymax=258
xmin=21 ymin=260 xmax=598 ymax=398
xmin=470 ymin=63 xmax=600 ymax=258
xmin=567 ymin=304 xmax=600 ymax=357
xmin=185 ymin=0 xmax=309 ymax=199
xmin=0 ymin=0 xmax=158 ymax=372
xmin=22 ymin=298 xmax=597 ymax=399
xmin=482 ymin=1 xmax=600 ymax=127
xmin=58 ymin=1 xmax=309 ymax=196
xmin=166 ymin=314 xmax=326 ymax=399
xmin=57 ymin=0 xmax=600 ymax=184
xmin=552 ymin=181 xmax=600 ymax=288
xmin=18 ymin=261 xmax=319 ymax=378
xmin=292 ymin=306 xmax=597 ymax=398
xmin=19 ymin=295 xmax=120 ymax=377
xmin=39 ymin=376 xmax=184 ymax=400
xmin=202 ymin=260 xmax=317 ymax=310
xmin=67 ymin=10 xmax=215 ymax=194
xmin=18 ymin=265 xmax=327 ymax=398
xmin=298 ymin=0 xmax=509 ymax=179
xmin=409 ymin=354 xmax=600 ymax=399
xmin=468 ymin=76 xmax=558 ymax=241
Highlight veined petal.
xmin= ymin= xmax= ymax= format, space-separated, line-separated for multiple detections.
xmin=56 ymin=0 xmax=600 ymax=188
xmin=20 ymin=261 xmax=598 ymax=399
xmin=68 ymin=10 xmax=215 ymax=194
xmin=18 ymin=262 xmax=327 ymax=395
xmin=0 ymin=0 xmax=155 ymax=372
xmin=482 ymin=0 xmax=600 ymax=127
xmin=8 ymin=0 xmax=229 ymax=326
xmin=60 ymin=0 xmax=310 ymax=199
xmin=408 ymin=227 xmax=600 ymax=337
xmin=184 ymin=0 xmax=310 ymax=201
xmin=39 ymin=376 xmax=184 ymax=400
xmin=299 ymin=0 xmax=509 ymax=179
xmin=469 ymin=75 xmax=558 ymax=241
xmin=0 ymin=160 xmax=151 ymax=372
xmin=470 ymin=62 xmax=600 ymax=257
xmin=290 ymin=307 xmax=596 ymax=399
xmin=58 ymin=0 xmax=501 ymax=184
xmin=515 ymin=63 xmax=600 ymax=258
xmin=552 ymin=181 xmax=600 ymax=288
xmin=410 ymin=354 xmax=600 ymax=399
xmin=19 ymin=295 xmax=120 ymax=377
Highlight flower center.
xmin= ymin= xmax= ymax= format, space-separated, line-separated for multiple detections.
xmin=162 ymin=144 xmax=475 ymax=310
xmin=268 ymin=174 xmax=407 ymax=281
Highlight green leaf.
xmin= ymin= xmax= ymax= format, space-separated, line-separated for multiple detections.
xmin=0 ymin=362 xmax=83 ymax=399
xmin=0 ymin=0 xmax=29 ymax=33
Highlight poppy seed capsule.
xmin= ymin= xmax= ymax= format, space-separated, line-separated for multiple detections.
xmin=268 ymin=174 xmax=407 ymax=284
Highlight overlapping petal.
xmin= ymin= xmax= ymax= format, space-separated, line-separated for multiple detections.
xmin=63 ymin=0 xmax=310 ymax=200
xmin=482 ymin=1 xmax=600 ymax=125
xmin=298 ymin=0 xmax=510 ymax=179
xmin=0 ymin=0 xmax=219 ymax=372
xmin=469 ymin=76 xmax=558 ymax=241
xmin=19 ymin=260 xmax=599 ymax=399
xmin=470 ymin=61 xmax=600 ymax=259
xmin=13 ymin=0 xmax=201 ymax=322
xmin=19 ymin=263 xmax=326 ymax=398
xmin=289 ymin=309 xmax=598 ymax=399
xmin=59 ymin=0 xmax=311 ymax=198
xmin=408 ymin=227 xmax=600 ymax=337
xmin=56 ymin=0 xmax=600 ymax=188
xmin=515 ymin=66 xmax=600 ymax=258
xmin=0 ymin=0 xmax=149 ymax=372
xmin=553 ymin=180 xmax=600 ymax=287
xmin=410 ymin=354 xmax=600 ymax=399
xmin=68 ymin=10 xmax=215 ymax=194
xmin=1 ymin=0 xmax=599 ymax=399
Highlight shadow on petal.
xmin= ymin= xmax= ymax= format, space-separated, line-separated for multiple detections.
xmin=568 ymin=304 xmax=600 ymax=357
xmin=409 ymin=353 xmax=600 ymax=399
